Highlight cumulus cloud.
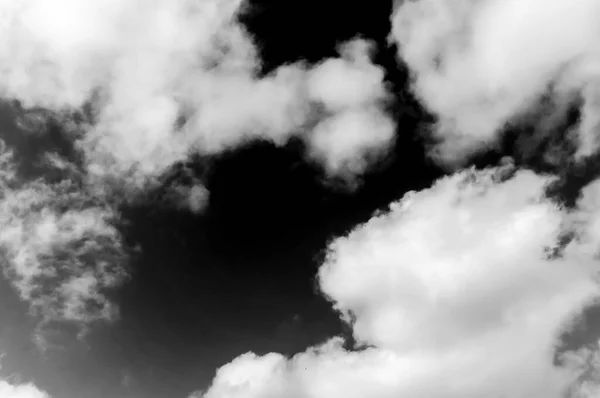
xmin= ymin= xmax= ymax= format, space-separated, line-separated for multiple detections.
xmin=0 ymin=141 xmax=127 ymax=348
xmin=0 ymin=381 xmax=50 ymax=398
xmin=193 ymin=3 xmax=600 ymax=395
xmin=390 ymin=0 xmax=600 ymax=164
xmin=0 ymin=0 xmax=396 ymax=349
xmin=305 ymin=41 xmax=395 ymax=177
xmin=0 ymin=0 xmax=396 ymax=199
xmin=200 ymin=166 xmax=600 ymax=398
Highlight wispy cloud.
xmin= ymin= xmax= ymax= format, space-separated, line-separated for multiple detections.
xmin=0 ymin=141 xmax=127 ymax=348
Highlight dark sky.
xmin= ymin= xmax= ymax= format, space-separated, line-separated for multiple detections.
xmin=0 ymin=1 xmax=598 ymax=398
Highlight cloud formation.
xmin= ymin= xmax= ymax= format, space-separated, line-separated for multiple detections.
xmin=0 ymin=141 xmax=127 ymax=348
xmin=0 ymin=381 xmax=49 ymax=398
xmin=390 ymin=0 xmax=600 ymax=164
xmin=5 ymin=1 xmax=600 ymax=397
xmin=200 ymin=166 xmax=600 ymax=397
xmin=0 ymin=0 xmax=396 ymax=349
xmin=1 ymin=0 xmax=396 ymax=195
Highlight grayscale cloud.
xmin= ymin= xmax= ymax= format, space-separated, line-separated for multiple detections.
xmin=390 ymin=0 xmax=600 ymax=164
xmin=200 ymin=166 xmax=600 ymax=397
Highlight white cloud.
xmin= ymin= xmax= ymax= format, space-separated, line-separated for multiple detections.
xmin=390 ymin=0 xmax=600 ymax=164
xmin=308 ymin=106 xmax=396 ymax=178
xmin=199 ymin=166 xmax=600 ymax=398
xmin=305 ymin=41 xmax=396 ymax=177
xmin=0 ymin=0 xmax=396 ymax=204
xmin=306 ymin=40 xmax=387 ymax=111
xmin=0 ymin=381 xmax=50 ymax=398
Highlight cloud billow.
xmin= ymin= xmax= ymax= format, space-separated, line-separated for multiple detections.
xmin=390 ymin=0 xmax=600 ymax=165
xmin=0 ymin=0 xmax=397 ymax=388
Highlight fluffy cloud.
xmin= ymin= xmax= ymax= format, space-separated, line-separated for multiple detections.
xmin=304 ymin=40 xmax=395 ymax=177
xmin=0 ymin=381 xmax=50 ymax=398
xmin=0 ymin=0 xmax=396 ymax=349
xmin=390 ymin=0 xmax=600 ymax=164
xmin=0 ymin=141 xmax=127 ymax=348
xmin=200 ymin=166 xmax=600 ymax=398
xmin=0 ymin=0 xmax=396 ymax=198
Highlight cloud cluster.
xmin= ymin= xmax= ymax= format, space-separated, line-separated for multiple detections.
xmin=0 ymin=0 xmax=396 ymax=349
xmin=194 ymin=2 xmax=600 ymax=396
xmin=200 ymin=166 xmax=600 ymax=397
xmin=1 ymin=0 xmax=396 ymax=195
xmin=390 ymin=0 xmax=600 ymax=164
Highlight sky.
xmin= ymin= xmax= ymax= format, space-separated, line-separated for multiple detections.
xmin=1 ymin=0 xmax=600 ymax=397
